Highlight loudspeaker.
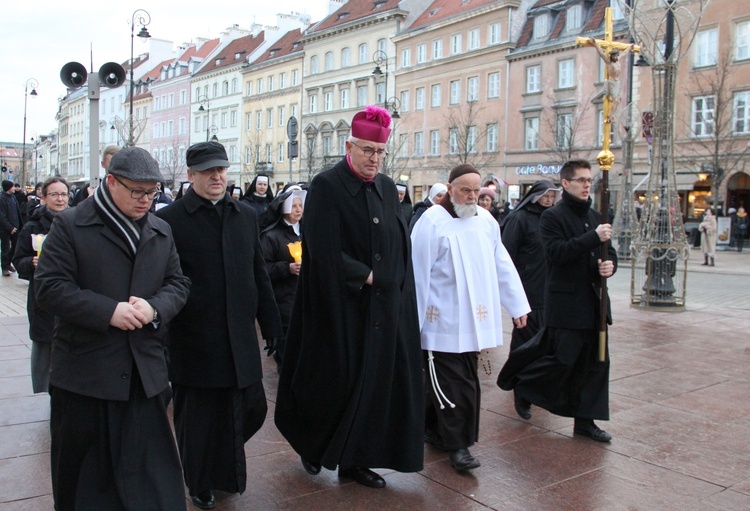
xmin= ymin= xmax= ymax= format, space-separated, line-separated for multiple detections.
xmin=60 ymin=62 xmax=88 ymax=89
xmin=98 ymin=62 xmax=126 ymax=88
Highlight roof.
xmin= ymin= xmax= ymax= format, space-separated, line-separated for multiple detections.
xmin=132 ymin=58 xmax=173 ymax=100
xmin=409 ymin=0 xmax=499 ymax=31
xmin=179 ymin=38 xmax=221 ymax=62
xmin=253 ymin=29 xmax=304 ymax=65
xmin=308 ymin=0 xmax=402 ymax=35
xmin=193 ymin=32 xmax=266 ymax=76
xmin=515 ymin=0 xmax=610 ymax=50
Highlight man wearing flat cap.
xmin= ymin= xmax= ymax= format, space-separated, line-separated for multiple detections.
xmin=410 ymin=163 xmax=530 ymax=472
xmin=34 ymin=147 xmax=190 ymax=510
xmin=156 ymin=140 xmax=282 ymax=509
xmin=275 ymin=106 xmax=424 ymax=489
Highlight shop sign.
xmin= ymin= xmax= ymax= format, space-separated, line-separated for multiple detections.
xmin=515 ymin=164 xmax=562 ymax=175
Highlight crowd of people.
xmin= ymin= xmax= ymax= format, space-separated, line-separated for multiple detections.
xmin=1 ymin=103 xmax=743 ymax=510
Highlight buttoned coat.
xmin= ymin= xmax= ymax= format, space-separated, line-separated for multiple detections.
xmin=156 ymin=189 xmax=282 ymax=388
xmin=34 ymin=198 xmax=190 ymax=401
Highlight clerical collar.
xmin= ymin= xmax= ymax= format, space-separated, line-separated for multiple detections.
xmin=345 ymin=154 xmax=376 ymax=183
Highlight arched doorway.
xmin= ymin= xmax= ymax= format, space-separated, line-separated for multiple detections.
xmin=727 ymin=172 xmax=750 ymax=212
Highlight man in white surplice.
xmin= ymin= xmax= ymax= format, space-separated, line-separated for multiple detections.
xmin=411 ymin=164 xmax=530 ymax=472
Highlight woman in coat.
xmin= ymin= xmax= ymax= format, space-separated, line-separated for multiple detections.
xmin=13 ymin=177 xmax=70 ymax=393
xmin=699 ymin=209 xmax=717 ymax=266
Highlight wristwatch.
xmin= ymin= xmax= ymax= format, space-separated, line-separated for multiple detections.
xmin=152 ymin=308 xmax=160 ymax=324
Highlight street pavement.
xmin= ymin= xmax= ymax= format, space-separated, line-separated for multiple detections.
xmin=0 ymin=248 xmax=749 ymax=510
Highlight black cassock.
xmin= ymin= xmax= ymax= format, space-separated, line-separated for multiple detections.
xmin=275 ymin=158 xmax=424 ymax=472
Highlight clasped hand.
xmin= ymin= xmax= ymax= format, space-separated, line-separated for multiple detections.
xmin=109 ymin=297 xmax=154 ymax=331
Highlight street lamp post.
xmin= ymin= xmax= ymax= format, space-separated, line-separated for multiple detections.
xmin=197 ymin=94 xmax=212 ymax=142
xmin=22 ymin=78 xmax=38 ymax=187
xmin=208 ymin=125 xmax=219 ymax=142
xmin=128 ymin=9 xmax=151 ymax=146
xmin=372 ymin=51 xmax=401 ymax=118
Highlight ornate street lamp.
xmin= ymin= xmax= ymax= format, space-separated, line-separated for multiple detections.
xmin=22 ymin=78 xmax=38 ymax=187
xmin=197 ymin=94 xmax=212 ymax=141
xmin=372 ymin=50 xmax=400 ymax=118
xmin=128 ymin=9 xmax=151 ymax=146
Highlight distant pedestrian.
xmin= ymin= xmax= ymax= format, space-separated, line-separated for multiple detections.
xmin=733 ymin=206 xmax=748 ymax=252
xmin=699 ymin=209 xmax=717 ymax=266
xmin=410 ymin=182 xmax=447 ymax=231
xmin=396 ymin=183 xmax=414 ymax=225
xmin=0 ymin=180 xmax=23 ymax=276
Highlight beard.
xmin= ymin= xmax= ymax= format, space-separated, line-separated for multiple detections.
xmin=450 ymin=195 xmax=478 ymax=219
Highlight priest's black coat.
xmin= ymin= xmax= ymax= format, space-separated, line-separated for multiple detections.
xmin=275 ymin=158 xmax=424 ymax=472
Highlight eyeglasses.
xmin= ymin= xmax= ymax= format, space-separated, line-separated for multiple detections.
xmin=113 ymin=175 xmax=160 ymax=200
xmin=567 ymin=177 xmax=593 ymax=185
xmin=46 ymin=192 xmax=69 ymax=199
xmin=351 ymin=141 xmax=388 ymax=159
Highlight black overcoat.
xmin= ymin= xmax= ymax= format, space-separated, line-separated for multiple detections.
xmin=275 ymin=158 xmax=424 ymax=472
xmin=260 ymin=220 xmax=299 ymax=327
xmin=34 ymin=199 xmax=190 ymax=400
xmin=540 ymin=191 xmax=617 ymax=329
xmin=501 ymin=203 xmax=548 ymax=310
xmin=156 ymin=189 xmax=282 ymax=388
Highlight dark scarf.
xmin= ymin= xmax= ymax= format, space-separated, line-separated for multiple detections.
xmin=93 ymin=183 xmax=144 ymax=258
xmin=561 ymin=190 xmax=592 ymax=217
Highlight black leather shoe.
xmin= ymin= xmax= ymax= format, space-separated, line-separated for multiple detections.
xmin=514 ymin=392 xmax=532 ymax=420
xmin=339 ymin=467 xmax=386 ymax=488
xmin=448 ymin=448 xmax=481 ymax=471
xmin=301 ymin=456 xmax=321 ymax=475
xmin=574 ymin=420 xmax=612 ymax=442
xmin=190 ymin=490 xmax=216 ymax=510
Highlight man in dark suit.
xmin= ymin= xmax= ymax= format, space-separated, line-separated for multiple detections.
xmin=34 ymin=147 xmax=190 ymax=510
xmin=500 ymin=159 xmax=617 ymax=442
xmin=156 ymin=141 xmax=282 ymax=510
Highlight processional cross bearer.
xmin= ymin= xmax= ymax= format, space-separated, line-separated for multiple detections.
xmin=576 ymin=7 xmax=640 ymax=361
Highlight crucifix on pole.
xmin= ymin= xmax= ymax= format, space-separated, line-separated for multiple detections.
xmin=576 ymin=7 xmax=640 ymax=361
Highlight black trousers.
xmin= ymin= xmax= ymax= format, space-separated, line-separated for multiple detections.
xmin=1 ymin=230 xmax=19 ymax=271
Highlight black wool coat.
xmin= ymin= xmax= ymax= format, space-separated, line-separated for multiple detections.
xmin=156 ymin=189 xmax=282 ymax=389
xmin=539 ymin=191 xmax=617 ymax=330
xmin=275 ymin=158 xmax=424 ymax=472
xmin=501 ymin=203 xmax=548 ymax=310
xmin=260 ymin=220 xmax=300 ymax=327
xmin=34 ymin=199 xmax=190 ymax=400
xmin=13 ymin=206 xmax=56 ymax=342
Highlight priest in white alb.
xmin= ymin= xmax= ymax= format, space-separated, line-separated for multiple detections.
xmin=411 ymin=164 xmax=530 ymax=472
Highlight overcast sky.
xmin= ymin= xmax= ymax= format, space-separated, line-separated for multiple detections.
xmin=0 ymin=0 xmax=330 ymax=143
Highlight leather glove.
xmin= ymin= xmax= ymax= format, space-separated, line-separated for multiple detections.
xmin=264 ymin=338 xmax=277 ymax=357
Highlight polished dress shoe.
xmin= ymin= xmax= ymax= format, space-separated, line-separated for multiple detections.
xmin=448 ymin=448 xmax=481 ymax=471
xmin=338 ymin=467 xmax=386 ymax=488
xmin=514 ymin=392 xmax=532 ymax=420
xmin=574 ymin=419 xmax=612 ymax=442
xmin=190 ymin=490 xmax=216 ymax=510
xmin=301 ymin=456 xmax=321 ymax=475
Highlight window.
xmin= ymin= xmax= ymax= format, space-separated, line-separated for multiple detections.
xmin=611 ymin=0 xmax=624 ymax=20
xmin=279 ymin=106 xmax=285 ymax=126
xmin=230 ymin=110 xmax=237 ymax=127
xmin=734 ymin=91 xmax=750 ymax=133
xmin=268 ymin=76 xmax=275 ymax=92
xmin=338 ymin=135 xmax=347 ymax=155
xmin=180 ymin=89 xmax=186 ymax=105
xmin=692 ymin=96 xmax=715 ymax=136
xmin=359 ymin=44 xmax=368 ymax=64
xmin=467 ymin=126 xmax=477 ymax=153
xmin=341 ymin=88 xmax=350 ymax=109
xmin=266 ymin=144 xmax=272 ymax=162
xmin=292 ymin=104 xmax=298 ymax=119
xmin=232 ymin=78 xmax=238 ymax=94
xmin=417 ymin=44 xmax=427 ymax=64
xmin=376 ymin=83 xmax=386 ymax=105
xmin=431 ymin=84 xmax=442 ymax=107
xmin=292 ymin=69 xmax=299 ymax=85
xmin=246 ymin=146 xmax=252 ymax=165
xmin=167 ymin=93 xmax=174 ymax=108
xmin=526 ymin=65 xmax=541 ymax=93
xmin=310 ymin=55 xmax=319 ymax=74
xmin=325 ymin=51 xmax=334 ymax=71
xmin=414 ymin=132 xmax=424 ymax=156
xmin=695 ymin=29 xmax=718 ymax=67
xmin=449 ymin=128 xmax=459 ymax=154
xmin=309 ymin=94 xmax=318 ymax=113
xmin=558 ymin=59 xmax=574 ymax=88
xmin=433 ymin=39 xmax=443 ymax=59
xmin=468 ymin=29 xmax=480 ymax=50
xmin=195 ymin=116 xmax=202 ymax=133
xmin=341 ymin=47 xmax=351 ymax=68
xmin=221 ymin=112 xmax=227 ymax=128
xmin=534 ymin=15 xmax=548 ymax=39
xmin=229 ymin=145 xmax=236 ymax=163
xmin=399 ymin=134 xmax=409 ymax=158
xmin=556 ymin=113 xmax=573 ymax=148
xmin=179 ymin=117 xmax=186 ymax=135
xmin=451 ymin=34 xmax=462 ymax=55
xmin=256 ymin=111 xmax=262 ymax=130
xmin=401 ymin=48 xmax=411 ymax=68
xmin=154 ymin=96 xmax=161 ymax=111
xmin=246 ymin=112 xmax=252 ymax=131
xmin=450 ymin=80 xmax=461 ymax=104
xmin=489 ymin=23 xmax=501 ymax=45
xmin=213 ymin=83 xmax=219 ymax=97
xmin=525 ymin=117 xmax=539 ymax=150
xmin=486 ymin=123 xmax=498 ymax=152
xmin=737 ymin=21 xmax=750 ymax=61
xmin=416 ymin=87 xmax=425 ymax=110
xmin=357 ymin=85 xmax=367 ymax=107
xmin=400 ymin=90 xmax=410 ymax=112
xmin=222 ymin=81 xmax=229 ymax=96
xmin=323 ymin=136 xmax=332 ymax=156
xmin=279 ymin=72 xmax=286 ymax=88
xmin=257 ymin=78 xmax=263 ymax=94
xmin=467 ymin=77 xmax=479 ymax=102
xmin=377 ymin=39 xmax=387 ymax=54
xmin=324 ymin=91 xmax=333 ymax=111
xmin=246 ymin=81 xmax=253 ymax=96
xmin=488 ymin=72 xmax=500 ymax=98
xmin=264 ymin=109 xmax=271 ymax=129
xmin=278 ymin=143 xmax=285 ymax=162
xmin=567 ymin=5 xmax=582 ymax=31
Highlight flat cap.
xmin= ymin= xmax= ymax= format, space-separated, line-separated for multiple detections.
xmin=187 ymin=141 xmax=230 ymax=171
xmin=108 ymin=147 xmax=163 ymax=182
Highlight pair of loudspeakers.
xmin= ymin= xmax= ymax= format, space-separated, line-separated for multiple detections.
xmin=60 ymin=61 xmax=126 ymax=89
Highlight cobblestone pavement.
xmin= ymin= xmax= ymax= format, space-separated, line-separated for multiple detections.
xmin=0 ymin=249 xmax=748 ymax=510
